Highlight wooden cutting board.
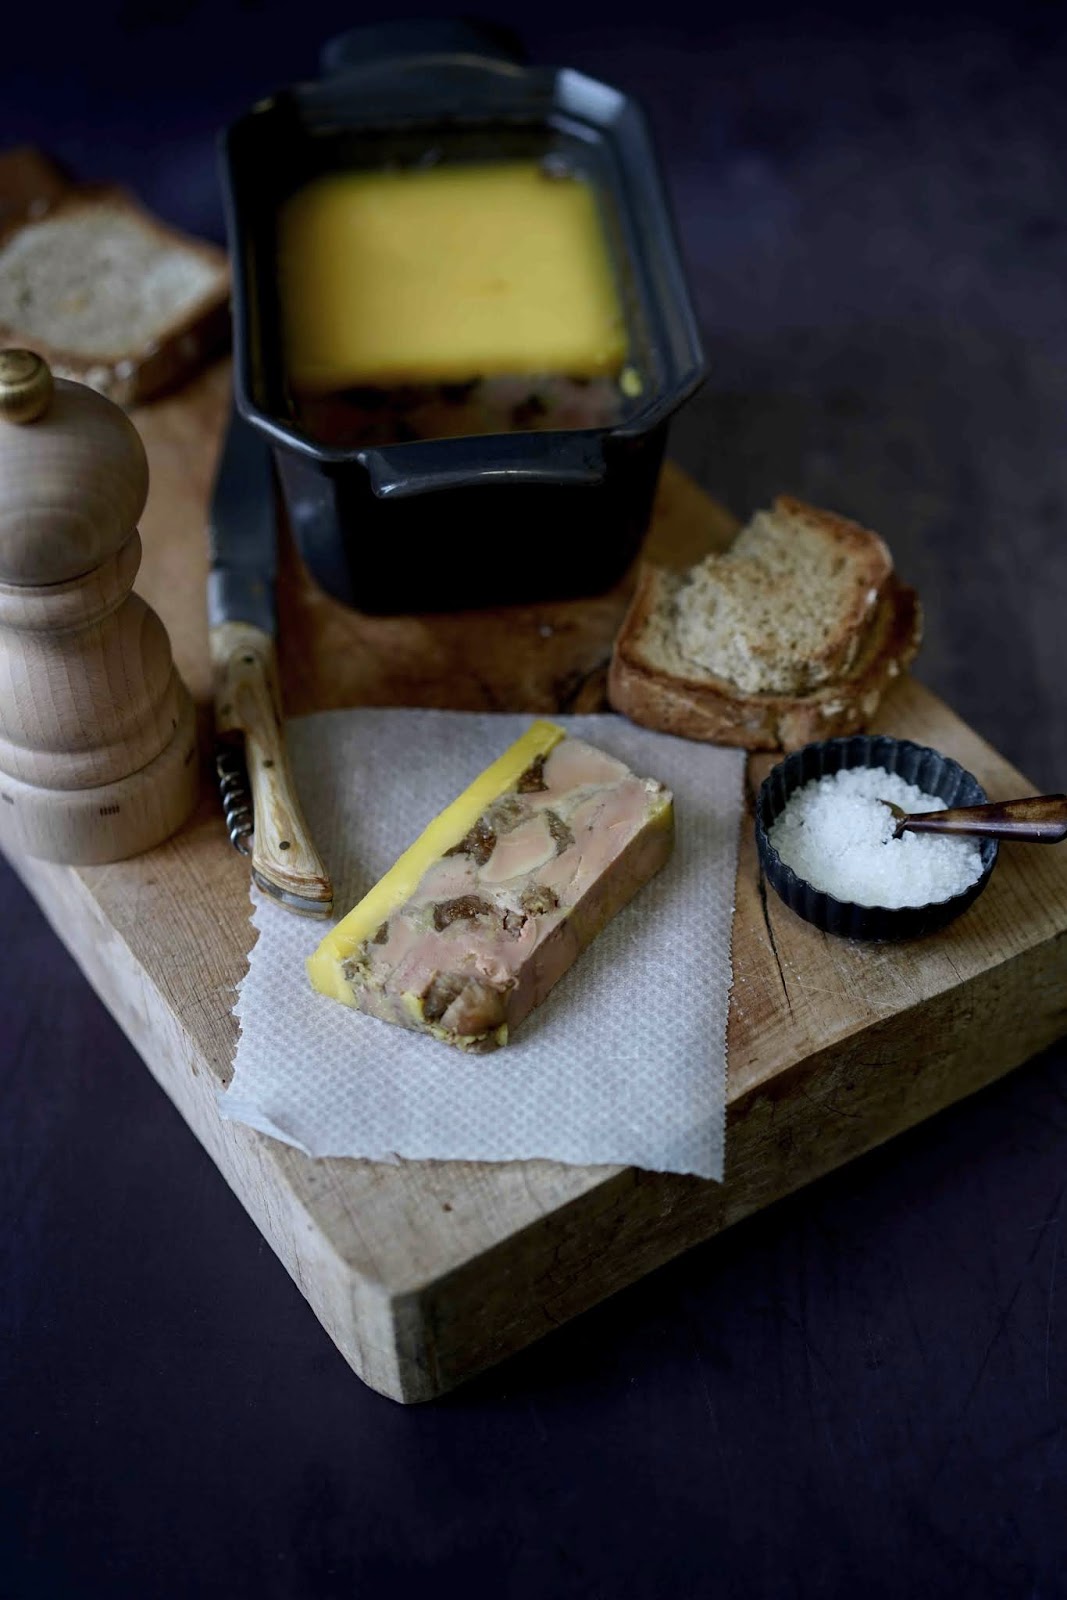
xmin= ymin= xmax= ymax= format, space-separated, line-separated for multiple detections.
xmin=9 ymin=360 xmax=1067 ymax=1403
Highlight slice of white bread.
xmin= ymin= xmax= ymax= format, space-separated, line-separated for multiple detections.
xmin=608 ymin=497 xmax=922 ymax=751
xmin=0 ymin=149 xmax=229 ymax=406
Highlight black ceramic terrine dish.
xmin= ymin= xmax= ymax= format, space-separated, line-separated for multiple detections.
xmin=755 ymin=735 xmax=999 ymax=941
xmin=220 ymin=19 xmax=705 ymax=614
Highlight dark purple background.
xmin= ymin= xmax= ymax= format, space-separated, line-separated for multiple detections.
xmin=3 ymin=4 xmax=1066 ymax=1596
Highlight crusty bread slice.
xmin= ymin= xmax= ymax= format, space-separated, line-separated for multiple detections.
xmin=666 ymin=497 xmax=894 ymax=696
xmin=0 ymin=153 xmax=229 ymax=407
xmin=608 ymin=500 xmax=922 ymax=751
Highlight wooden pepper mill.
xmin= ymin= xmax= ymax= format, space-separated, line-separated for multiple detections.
xmin=0 ymin=349 xmax=198 ymax=864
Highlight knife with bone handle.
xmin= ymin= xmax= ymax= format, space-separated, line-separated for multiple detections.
xmin=208 ymin=408 xmax=333 ymax=916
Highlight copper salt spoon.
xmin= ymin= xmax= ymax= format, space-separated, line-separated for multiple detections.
xmin=880 ymin=793 xmax=1067 ymax=843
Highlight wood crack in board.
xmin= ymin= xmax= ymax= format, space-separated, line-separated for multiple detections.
xmin=757 ymin=868 xmax=796 ymax=1022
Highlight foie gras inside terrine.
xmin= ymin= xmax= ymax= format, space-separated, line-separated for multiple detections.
xmin=277 ymin=161 xmax=629 ymax=449
xmin=306 ymin=721 xmax=673 ymax=1051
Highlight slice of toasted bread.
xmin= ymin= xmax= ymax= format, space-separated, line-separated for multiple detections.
xmin=664 ymin=497 xmax=895 ymax=696
xmin=608 ymin=501 xmax=922 ymax=751
xmin=0 ymin=151 xmax=229 ymax=406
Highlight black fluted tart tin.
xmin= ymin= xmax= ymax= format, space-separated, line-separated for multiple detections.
xmin=220 ymin=18 xmax=706 ymax=614
xmin=755 ymin=736 xmax=999 ymax=941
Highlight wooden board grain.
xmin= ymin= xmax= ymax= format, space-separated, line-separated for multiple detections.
xmin=9 ymin=362 xmax=1067 ymax=1403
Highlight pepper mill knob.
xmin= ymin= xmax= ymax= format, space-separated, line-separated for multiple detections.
xmin=0 ymin=348 xmax=54 ymax=423
xmin=0 ymin=351 xmax=198 ymax=864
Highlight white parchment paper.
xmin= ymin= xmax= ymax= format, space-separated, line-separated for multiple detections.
xmin=221 ymin=709 xmax=744 ymax=1180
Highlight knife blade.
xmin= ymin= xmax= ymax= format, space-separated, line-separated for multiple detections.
xmin=208 ymin=409 xmax=333 ymax=917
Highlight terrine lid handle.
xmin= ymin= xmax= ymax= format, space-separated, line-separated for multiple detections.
xmin=319 ymin=18 xmax=526 ymax=80
xmin=362 ymin=430 xmax=608 ymax=500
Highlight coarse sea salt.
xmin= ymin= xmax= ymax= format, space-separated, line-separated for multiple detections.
xmin=768 ymin=765 xmax=985 ymax=908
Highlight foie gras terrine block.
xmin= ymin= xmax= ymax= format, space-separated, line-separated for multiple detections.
xmin=306 ymin=721 xmax=674 ymax=1051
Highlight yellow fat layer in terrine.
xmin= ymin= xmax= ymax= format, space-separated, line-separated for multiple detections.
xmin=306 ymin=720 xmax=566 ymax=1005
xmin=279 ymin=162 xmax=627 ymax=391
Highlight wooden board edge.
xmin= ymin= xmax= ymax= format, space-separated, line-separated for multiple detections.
xmin=388 ymin=926 xmax=1067 ymax=1399
xmin=9 ymin=849 xmax=416 ymax=1400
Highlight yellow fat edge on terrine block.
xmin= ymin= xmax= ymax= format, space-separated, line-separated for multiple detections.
xmin=306 ymin=720 xmax=567 ymax=1006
